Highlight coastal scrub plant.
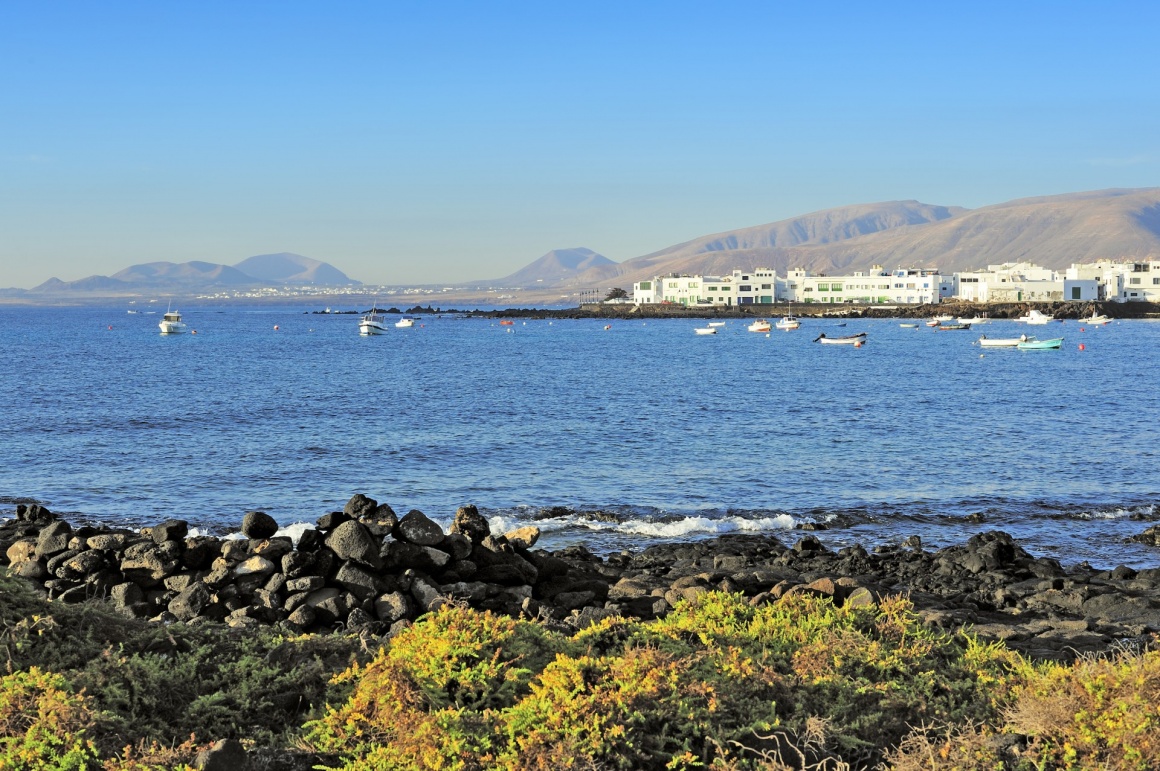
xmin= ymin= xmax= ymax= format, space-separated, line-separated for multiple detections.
xmin=1006 ymin=647 xmax=1160 ymax=769
xmin=306 ymin=592 xmax=1023 ymax=770
xmin=0 ymin=666 xmax=100 ymax=770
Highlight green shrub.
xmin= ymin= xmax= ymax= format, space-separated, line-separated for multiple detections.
xmin=0 ymin=667 xmax=100 ymax=770
xmin=306 ymin=593 xmax=1023 ymax=770
xmin=1008 ymin=648 xmax=1160 ymax=770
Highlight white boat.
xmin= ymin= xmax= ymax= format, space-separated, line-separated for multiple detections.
xmin=359 ymin=307 xmax=389 ymax=335
xmin=1083 ymin=312 xmax=1110 ymax=325
xmin=814 ymin=332 xmax=867 ymax=345
xmin=747 ymin=319 xmax=772 ymax=333
xmin=899 ymin=323 xmax=919 ymax=328
xmin=1018 ymin=309 xmax=1055 ymax=325
xmin=707 ymin=321 xmax=726 ymax=328
xmin=934 ymin=314 xmax=955 ymax=321
xmin=694 ymin=327 xmax=717 ymax=335
xmin=958 ymin=314 xmax=989 ymax=325
xmin=395 ymin=317 xmax=415 ymax=328
xmin=978 ymin=333 xmax=1033 ymax=348
xmin=158 ymin=306 xmax=187 ymax=334
xmin=775 ymin=316 xmax=801 ymax=331
xmin=925 ymin=318 xmax=941 ymax=327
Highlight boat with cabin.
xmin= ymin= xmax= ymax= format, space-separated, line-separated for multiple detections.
xmin=1018 ymin=309 xmax=1056 ymax=325
xmin=775 ymin=316 xmax=801 ymax=331
xmin=747 ymin=319 xmax=772 ymax=333
xmin=158 ymin=306 xmax=187 ymax=334
xmin=1084 ymin=312 xmax=1111 ymax=326
xmin=395 ymin=317 xmax=415 ymax=328
xmin=358 ymin=305 xmax=389 ymax=335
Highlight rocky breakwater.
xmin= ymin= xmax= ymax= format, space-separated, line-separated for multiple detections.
xmin=0 ymin=495 xmax=611 ymax=636
xmin=4 ymin=497 xmax=1160 ymax=661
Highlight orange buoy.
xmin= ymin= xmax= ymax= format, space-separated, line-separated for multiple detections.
xmin=854 ymin=341 xmax=863 ymax=348
xmin=1078 ymin=343 xmax=1085 ymax=351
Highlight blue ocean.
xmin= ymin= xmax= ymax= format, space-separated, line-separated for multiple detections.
xmin=3 ymin=304 xmax=1158 ymax=568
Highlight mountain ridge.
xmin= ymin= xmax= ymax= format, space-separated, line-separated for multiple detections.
xmin=27 ymin=253 xmax=358 ymax=295
xmin=549 ymin=188 xmax=1160 ymax=289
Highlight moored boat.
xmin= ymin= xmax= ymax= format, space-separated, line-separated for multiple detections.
xmin=707 ymin=321 xmax=726 ymax=328
xmin=359 ymin=307 xmax=389 ymax=335
xmin=694 ymin=327 xmax=717 ymax=335
xmin=1018 ymin=309 xmax=1056 ymax=325
xmin=1017 ymin=337 xmax=1063 ymax=350
xmin=1084 ymin=312 xmax=1111 ymax=325
xmin=935 ymin=322 xmax=972 ymax=331
xmin=978 ymin=334 xmax=1033 ymax=348
xmin=775 ymin=316 xmax=801 ymax=331
xmin=395 ymin=317 xmax=415 ymax=328
xmin=158 ymin=306 xmax=187 ymax=334
xmin=747 ymin=319 xmax=772 ymax=333
xmin=813 ymin=332 xmax=867 ymax=345
xmin=899 ymin=323 xmax=919 ymax=328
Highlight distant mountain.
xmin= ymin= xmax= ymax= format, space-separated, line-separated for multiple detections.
xmin=233 ymin=252 xmax=357 ymax=284
xmin=550 ymin=189 xmax=1160 ymax=288
xmin=492 ymin=248 xmax=616 ymax=287
xmin=111 ymin=261 xmax=256 ymax=286
xmin=24 ymin=253 xmax=358 ymax=295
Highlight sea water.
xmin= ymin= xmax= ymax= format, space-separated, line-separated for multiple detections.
xmin=2 ymin=305 xmax=1158 ymax=568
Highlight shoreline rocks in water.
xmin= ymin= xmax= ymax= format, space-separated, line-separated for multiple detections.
xmin=4 ymin=496 xmax=1160 ymax=662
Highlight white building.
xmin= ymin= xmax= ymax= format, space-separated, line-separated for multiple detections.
xmin=1067 ymin=259 xmax=1160 ymax=302
xmin=786 ymin=266 xmax=943 ymax=304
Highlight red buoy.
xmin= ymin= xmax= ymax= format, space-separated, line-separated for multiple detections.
xmin=1078 ymin=343 xmax=1085 ymax=351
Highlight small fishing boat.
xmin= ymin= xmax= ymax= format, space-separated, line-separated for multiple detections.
xmin=694 ymin=327 xmax=717 ymax=335
xmin=925 ymin=318 xmax=941 ymax=327
xmin=747 ymin=319 xmax=772 ymax=333
xmin=1018 ymin=309 xmax=1056 ymax=325
xmin=1084 ymin=312 xmax=1111 ymax=325
xmin=775 ymin=316 xmax=801 ymax=331
xmin=978 ymin=334 xmax=1033 ymax=348
xmin=813 ymin=332 xmax=867 ymax=345
xmin=958 ymin=314 xmax=990 ymax=325
xmin=499 ymin=320 xmax=515 ymax=326
xmin=707 ymin=321 xmax=726 ymax=328
xmin=935 ymin=322 xmax=972 ymax=331
xmin=395 ymin=317 xmax=415 ymax=328
xmin=1017 ymin=337 xmax=1063 ymax=350
xmin=899 ymin=322 xmax=919 ymax=328
xmin=354 ymin=310 xmax=387 ymax=333
xmin=158 ymin=305 xmax=187 ymax=334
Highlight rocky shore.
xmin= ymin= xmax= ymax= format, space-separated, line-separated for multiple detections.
xmin=4 ymin=495 xmax=1160 ymax=662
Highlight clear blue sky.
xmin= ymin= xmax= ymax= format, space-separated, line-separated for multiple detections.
xmin=2 ymin=1 xmax=1157 ymax=288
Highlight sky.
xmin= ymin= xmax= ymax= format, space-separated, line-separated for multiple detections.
xmin=2 ymin=1 xmax=1158 ymax=288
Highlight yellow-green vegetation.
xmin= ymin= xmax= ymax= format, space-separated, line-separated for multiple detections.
xmin=304 ymin=593 xmax=1026 ymax=770
xmin=5 ymin=566 xmax=1160 ymax=770
xmin=1 ymin=569 xmax=367 ymax=768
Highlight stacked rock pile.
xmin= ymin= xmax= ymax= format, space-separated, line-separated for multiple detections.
xmin=0 ymin=494 xmax=611 ymax=635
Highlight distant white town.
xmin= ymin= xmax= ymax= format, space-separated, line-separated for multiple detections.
xmin=631 ymin=259 xmax=1160 ymax=307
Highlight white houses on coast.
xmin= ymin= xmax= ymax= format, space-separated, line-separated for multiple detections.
xmin=631 ymin=259 xmax=1159 ymax=307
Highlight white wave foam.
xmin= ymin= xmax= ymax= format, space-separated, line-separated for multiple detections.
xmin=619 ymin=514 xmax=797 ymax=538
